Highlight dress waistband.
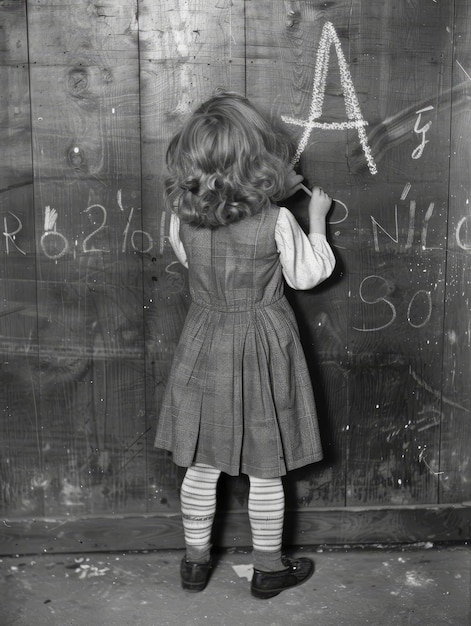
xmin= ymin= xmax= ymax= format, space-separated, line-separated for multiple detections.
xmin=191 ymin=295 xmax=284 ymax=313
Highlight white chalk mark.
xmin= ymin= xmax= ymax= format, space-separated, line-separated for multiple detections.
xmin=122 ymin=206 xmax=134 ymax=253
xmin=456 ymin=215 xmax=471 ymax=250
xmin=415 ymin=106 xmax=434 ymax=115
xmin=353 ymin=277 xmax=434 ymax=332
xmin=421 ymin=202 xmax=435 ymax=250
xmin=400 ymin=182 xmax=412 ymax=201
xmin=328 ymin=198 xmax=349 ymax=225
xmin=416 ymin=407 xmax=441 ymax=433
xmin=40 ymin=206 xmax=69 ymax=259
xmin=410 ymin=368 xmax=469 ymax=411
xmin=117 ymin=189 xmax=124 ymax=211
xmin=457 ymin=60 xmax=471 ymax=82
xmin=412 ymin=107 xmax=434 ymax=160
xmin=131 ymin=229 xmax=153 ymax=254
xmin=405 ymin=200 xmax=416 ymax=249
xmin=44 ymin=205 xmax=58 ymax=231
xmin=3 ymin=212 xmax=26 ymax=255
xmin=407 ymin=289 xmax=432 ymax=328
xmin=371 ymin=205 xmax=399 ymax=252
xmin=418 ymin=448 xmax=444 ymax=477
xmin=82 ymin=204 xmax=107 ymax=253
xmin=41 ymin=232 xmax=68 ymax=260
xmin=353 ymin=275 xmax=397 ymax=332
xmin=281 ymin=21 xmax=377 ymax=175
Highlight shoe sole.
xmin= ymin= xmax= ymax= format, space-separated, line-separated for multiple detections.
xmin=181 ymin=580 xmax=208 ymax=592
xmin=250 ymin=564 xmax=315 ymax=599
xmin=251 ymin=587 xmax=284 ymax=599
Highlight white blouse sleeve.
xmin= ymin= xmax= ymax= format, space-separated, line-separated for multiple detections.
xmin=275 ymin=206 xmax=336 ymax=290
xmin=169 ymin=213 xmax=188 ymax=268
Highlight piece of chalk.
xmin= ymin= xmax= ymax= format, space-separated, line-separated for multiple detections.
xmin=300 ymin=183 xmax=312 ymax=197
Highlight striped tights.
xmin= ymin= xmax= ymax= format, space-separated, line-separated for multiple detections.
xmin=180 ymin=463 xmax=285 ymax=571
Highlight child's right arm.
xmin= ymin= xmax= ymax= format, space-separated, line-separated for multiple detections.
xmin=275 ymin=186 xmax=336 ymax=290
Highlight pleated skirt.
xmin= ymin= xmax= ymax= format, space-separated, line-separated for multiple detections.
xmin=154 ymin=295 xmax=323 ymax=478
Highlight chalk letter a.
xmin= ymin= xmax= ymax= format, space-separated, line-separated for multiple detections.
xmin=282 ymin=22 xmax=377 ymax=175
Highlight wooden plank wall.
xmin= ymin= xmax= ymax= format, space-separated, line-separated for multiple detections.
xmin=1 ymin=0 xmax=470 ymax=554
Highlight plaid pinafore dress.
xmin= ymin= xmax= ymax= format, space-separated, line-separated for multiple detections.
xmin=154 ymin=205 xmax=323 ymax=478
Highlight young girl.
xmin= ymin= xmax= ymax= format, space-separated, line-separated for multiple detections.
xmin=154 ymin=91 xmax=335 ymax=599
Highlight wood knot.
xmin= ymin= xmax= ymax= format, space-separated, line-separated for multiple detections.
xmin=67 ymin=145 xmax=87 ymax=170
xmin=67 ymin=67 xmax=89 ymax=95
xmin=102 ymin=67 xmax=113 ymax=83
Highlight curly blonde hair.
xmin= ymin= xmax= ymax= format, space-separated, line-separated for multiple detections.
xmin=164 ymin=91 xmax=294 ymax=228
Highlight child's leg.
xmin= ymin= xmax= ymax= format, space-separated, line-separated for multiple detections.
xmin=180 ymin=463 xmax=221 ymax=563
xmin=248 ymin=475 xmax=285 ymax=571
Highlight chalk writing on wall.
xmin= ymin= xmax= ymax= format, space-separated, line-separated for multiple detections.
xmin=328 ymin=198 xmax=349 ymax=250
xmin=370 ymin=198 xmax=436 ymax=253
xmin=2 ymin=192 xmax=470 ymax=261
xmin=281 ymin=21 xmax=378 ymax=175
xmin=412 ymin=106 xmax=434 ymax=160
xmin=3 ymin=213 xmax=25 ymax=255
xmin=328 ymin=181 xmax=440 ymax=334
xmin=41 ymin=205 xmax=69 ymax=259
xmin=117 ymin=189 xmax=153 ymax=254
xmin=1 ymin=191 xmax=167 ymax=260
xmin=353 ymin=275 xmax=433 ymax=332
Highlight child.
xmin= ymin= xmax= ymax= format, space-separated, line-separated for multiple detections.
xmin=154 ymin=90 xmax=335 ymax=599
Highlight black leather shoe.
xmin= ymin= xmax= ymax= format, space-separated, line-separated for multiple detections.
xmin=251 ymin=556 xmax=314 ymax=599
xmin=180 ymin=557 xmax=212 ymax=592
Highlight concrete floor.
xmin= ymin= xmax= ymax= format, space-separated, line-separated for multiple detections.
xmin=1 ymin=543 xmax=469 ymax=625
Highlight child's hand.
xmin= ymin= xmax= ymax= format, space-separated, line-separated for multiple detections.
xmin=309 ymin=187 xmax=332 ymax=218
xmin=282 ymin=165 xmax=304 ymax=199
xmin=308 ymin=187 xmax=332 ymax=234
